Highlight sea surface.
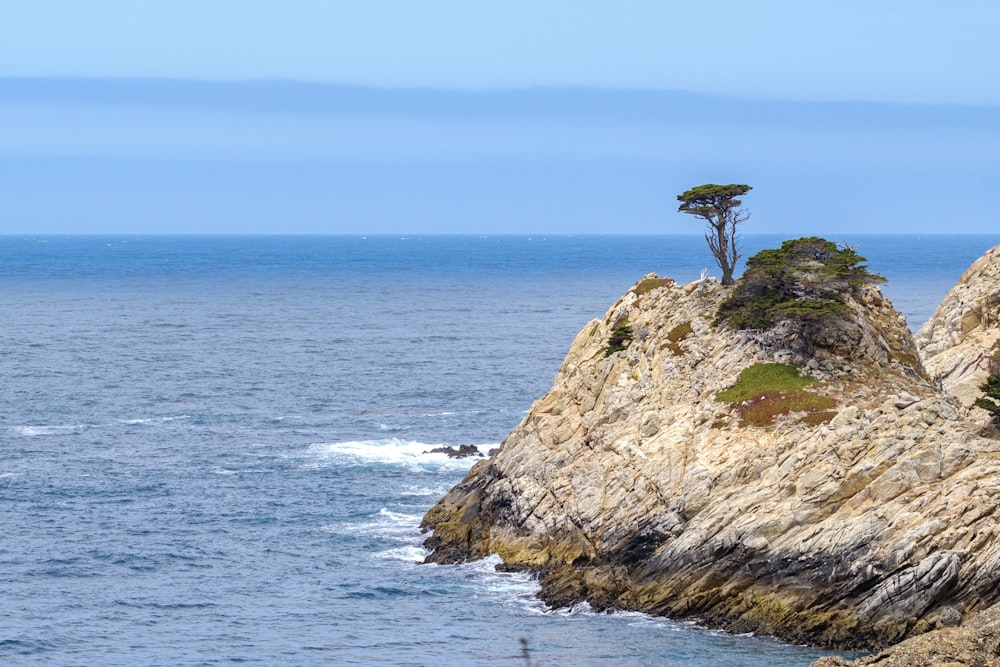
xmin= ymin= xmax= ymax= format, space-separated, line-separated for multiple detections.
xmin=2 ymin=234 xmax=997 ymax=666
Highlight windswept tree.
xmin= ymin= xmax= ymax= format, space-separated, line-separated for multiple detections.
xmin=677 ymin=183 xmax=752 ymax=285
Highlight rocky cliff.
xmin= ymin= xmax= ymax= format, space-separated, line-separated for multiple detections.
xmin=917 ymin=244 xmax=1000 ymax=413
xmin=421 ymin=243 xmax=1000 ymax=651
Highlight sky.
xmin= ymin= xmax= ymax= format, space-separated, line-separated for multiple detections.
xmin=1 ymin=1 xmax=999 ymax=234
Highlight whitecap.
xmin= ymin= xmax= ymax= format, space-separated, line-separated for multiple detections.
xmin=118 ymin=415 xmax=190 ymax=425
xmin=377 ymin=423 xmax=405 ymax=432
xmin=15 ymin=424 xmax=85 ymax=437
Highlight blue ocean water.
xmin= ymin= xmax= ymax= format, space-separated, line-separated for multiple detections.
xmin=1 ymin=234 xmax=997 ymax=666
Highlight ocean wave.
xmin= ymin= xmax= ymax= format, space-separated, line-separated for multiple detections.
xmin=374 ymin=545 xmax=428 ymax=563
xmin=16 ymin=415 xmax=191 ymax=437
xmin=14 ymin=424 xmax=86 ymax=437
xmin=377 ymin=422 xmax=407 ymax=432
xmin=118 ymin=415 xmax=191 ymax=425
xmin=325 ymin=506 xmax=424 ymax=538
xmin=307 ymin=438 xmax=493 ymax=471
xmin=398 ymin=484 xmax=453 ymax=497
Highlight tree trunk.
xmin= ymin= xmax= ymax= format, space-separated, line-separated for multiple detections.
xmin=716 ymin=220 xmax=735 ymax=285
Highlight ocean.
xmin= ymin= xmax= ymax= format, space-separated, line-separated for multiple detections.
xmin=2 ymin=234 xmax=997 ymax=666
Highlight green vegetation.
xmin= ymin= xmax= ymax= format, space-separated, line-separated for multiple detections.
xmin=976 ymin=372 xmax=1000 ymax=425
xmin=632 ymin=276 xmax=673 ymax=297
xmin=677 ymin=183 xmax=752 ymax=286
xmin=604 ymin=318 xmax=634 ymax=356
xmin=716 ymin=362 xmax=836 ymax=427
xmin=663 ymin=321 xmax=693 ymax=355
xmin=716 ymin=363 xmax=815 ymax=402
xmin=667 ymin=321 xmax=693 ymax=342
xmin=735 ymin=391 xmax=838 ymax=427
xmin=716 ymin=237 xmax=885 ymax=331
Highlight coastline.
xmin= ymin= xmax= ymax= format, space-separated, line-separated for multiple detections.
xmin=422 ymin=242 xmax=1000 ymax=656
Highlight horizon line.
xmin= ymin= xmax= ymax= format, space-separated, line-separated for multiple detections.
xmin=2 ymin=75 xmax=997 ymax=111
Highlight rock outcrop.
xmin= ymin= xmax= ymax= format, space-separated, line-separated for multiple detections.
xmin=813 ymin=602 xmax=1000 ymax=666
xmin=422 ymin=244 xmax=1000 ymax=651
xmin=917 ymin=244 xmax=1000 ymax=413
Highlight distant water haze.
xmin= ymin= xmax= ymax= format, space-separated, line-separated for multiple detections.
xmin=1 ymin=78 xmax=997 ymax=235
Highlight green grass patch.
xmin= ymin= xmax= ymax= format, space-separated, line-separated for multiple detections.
xmin=716 ymin=363 xmax=814 ymax=403
xmin=716 ymin=363 xmax=836 ymax=427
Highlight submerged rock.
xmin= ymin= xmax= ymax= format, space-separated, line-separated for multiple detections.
xmin=422 ymin=245 xmax=1000 ymax=651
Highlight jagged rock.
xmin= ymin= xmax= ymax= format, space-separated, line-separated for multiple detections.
xmin=422 ymin=246 xmax=1000 ymax=651
xmin=424 ymin=445 xmax=484 ymax=459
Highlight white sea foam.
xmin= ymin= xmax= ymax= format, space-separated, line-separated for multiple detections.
xmin=308 ymin=438 xmax=493 ymax=471
xmin=446 ymin=555 xmax=546 ymax=612
xmin=18 ymin=416 xmax=191 ymax=436
xmin=377 ymin=423 xmax=406 ymax=433
xmin=378 ymin=507 xmax=423 ymax=524
xmin=119 ymin=415 xmax=191 ymax=425
xmin=271 ymin=415 xmax=303 ymax=422
xmin=15 ymin=424 xmax=85 ymax=437
xmin=399 ymin=484 xmax=452 ymax=497
xmin=374 ymin=545 xmax=428 ymax=563
xmin=326 ymin=507 xmax=424 ymax=539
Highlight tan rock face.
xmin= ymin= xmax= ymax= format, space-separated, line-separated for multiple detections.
xmin=422 ymin=249 xmax=1000 ymax=651
xmin=917 ymin=244 xmax=1000 ymax=413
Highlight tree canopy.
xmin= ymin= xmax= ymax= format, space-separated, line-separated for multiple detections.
xmin=677 ymin=183 xmax=751 ymax=285
xmin=716 ymin=236 xmax=886 ymax=331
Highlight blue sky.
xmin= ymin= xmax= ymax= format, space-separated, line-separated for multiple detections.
xmin=2 ymin=2 xmax=999 ymax=234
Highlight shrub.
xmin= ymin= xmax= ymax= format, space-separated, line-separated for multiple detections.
xmin=604 ymin=318 xmax=634 ymax=356
xmin=976 ymin=372 xmax=1000 ymax=424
